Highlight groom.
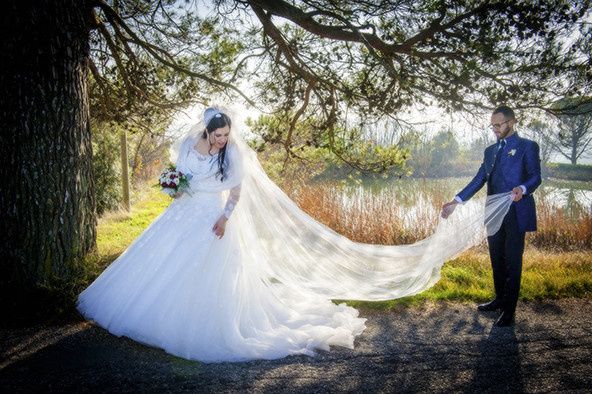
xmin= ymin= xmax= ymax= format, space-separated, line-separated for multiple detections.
xmin=441 ymin=106 xmax=541 ymax=327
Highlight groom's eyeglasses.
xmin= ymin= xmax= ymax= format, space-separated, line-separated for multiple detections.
xmin=490 ymin=120 xmax=511 ymax=130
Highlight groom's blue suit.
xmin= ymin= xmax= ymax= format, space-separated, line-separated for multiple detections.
xmin=456 ymin=132 xmax=541 ymax=316
xmin=457 ymin=132 xmax=542 ymax=232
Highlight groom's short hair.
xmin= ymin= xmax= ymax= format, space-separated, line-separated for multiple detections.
xmin=493 ymin=105 xmax=516 ymax=119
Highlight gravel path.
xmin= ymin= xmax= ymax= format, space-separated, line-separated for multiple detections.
xmin=1 ymin=299 xmax=591 ymax=392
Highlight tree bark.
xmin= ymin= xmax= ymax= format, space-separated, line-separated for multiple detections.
xmin=0 ymin=0 xmax=95 ymax=308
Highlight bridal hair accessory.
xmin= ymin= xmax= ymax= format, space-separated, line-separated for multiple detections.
xmin=203 ymin=107 xmax=224 ymax=126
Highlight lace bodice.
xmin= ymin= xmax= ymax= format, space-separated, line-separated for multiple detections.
xmin=182 ymin=146 xmax=219 ymax=180
xmin=176 ymin=140 xmax=242 ymax=219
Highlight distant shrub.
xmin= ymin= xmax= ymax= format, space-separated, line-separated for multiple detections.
xmin=545 ymin=163 xmax=592 ymax=181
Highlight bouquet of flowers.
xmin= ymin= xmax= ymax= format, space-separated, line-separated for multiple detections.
xmin=158 ymin=165 xmax=193 ymax=197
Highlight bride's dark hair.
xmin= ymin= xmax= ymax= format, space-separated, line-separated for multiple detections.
xmin=202 ymin=112 xmax=232 ymax=181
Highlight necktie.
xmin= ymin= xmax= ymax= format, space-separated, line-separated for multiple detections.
xmin=495 ymin=139 xmax=506 ymax=164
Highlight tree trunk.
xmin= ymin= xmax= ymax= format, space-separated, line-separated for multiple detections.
xmin=0 ymin=0 xmax=95 ymax=311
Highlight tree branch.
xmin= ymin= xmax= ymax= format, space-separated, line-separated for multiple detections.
xmin=92 ymin=0 xmax=257 ymax=107
xmin=283 ymin=80 xmax=315 ymax=166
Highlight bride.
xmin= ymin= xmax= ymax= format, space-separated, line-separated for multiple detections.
xmin=77 ymin=106 xmax=513 ymax=363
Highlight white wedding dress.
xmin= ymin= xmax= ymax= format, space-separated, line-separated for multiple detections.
xmin=78 ymin=132 xmax=513 ymax=363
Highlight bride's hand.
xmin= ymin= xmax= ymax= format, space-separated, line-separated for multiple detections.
xmin=212 ymin=216 xmax=228 ymax=238
xmin=440 ymin=201 xmax=458 ymax=219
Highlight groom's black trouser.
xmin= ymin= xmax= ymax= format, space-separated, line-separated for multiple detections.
xmin=486 ymin=204 xmax=525 ymax=315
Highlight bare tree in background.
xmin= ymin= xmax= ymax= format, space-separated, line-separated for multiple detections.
xmin=524 ymin=119 xmax=556 ymax=165
xmin=546 ymin=98 xmax=592 ymax=165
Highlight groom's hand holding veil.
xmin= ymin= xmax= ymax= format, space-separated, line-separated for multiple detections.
xmin=511 ymin=186 xmax=524 ymax=202
xmin=440 ymin=200 xmax=459 ymax=219
xmin=441 ymin=184 xmax=522 ymax=218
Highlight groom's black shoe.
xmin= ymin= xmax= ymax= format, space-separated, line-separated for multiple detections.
xmin=477 ymin=299 xmax=502 ymax=312
xmin=494 ymin=311 xmax=515 ymax=327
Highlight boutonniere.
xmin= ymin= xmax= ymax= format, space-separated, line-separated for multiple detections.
xmin=508 ymin=149 xmax=517 ymax=157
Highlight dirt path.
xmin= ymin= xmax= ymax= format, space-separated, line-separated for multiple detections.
xmin=1 ymin=299 xmax=591 ymax=392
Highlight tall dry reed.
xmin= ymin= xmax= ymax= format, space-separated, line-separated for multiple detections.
xmin=286 ymin=182 xmax=443 ymax=245
xmin=285 ymin=182 xmax=592 ymax=250
xmin=531 ymin=200 xmax=592 ymax=250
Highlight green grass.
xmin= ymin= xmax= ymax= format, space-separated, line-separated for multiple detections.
xmin=346 ymin=250 xmax=592 ymax=310
xmin=90 ymin=185 xmax=592 ymax=310
xmin=96 ymin=185 xmax=171 ymax=257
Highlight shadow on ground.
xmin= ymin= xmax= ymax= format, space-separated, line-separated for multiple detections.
xmin=1 ymin=299 xmax=591 ymax=392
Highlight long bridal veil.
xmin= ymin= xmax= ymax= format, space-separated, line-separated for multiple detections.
xmin=173 ymin=119 xmax=514 ymax=302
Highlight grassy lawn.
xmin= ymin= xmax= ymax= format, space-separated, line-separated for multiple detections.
xmin=347 ymin=249 xmax=592 ymax=310
xmin=90 ymin=185 xmax=592 ymax=309
xmin=96 ymin=186 xmax=171 ymax=257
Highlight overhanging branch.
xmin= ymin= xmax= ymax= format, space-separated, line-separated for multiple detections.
xmin=93 ymin=0 xmax=257 ymax=107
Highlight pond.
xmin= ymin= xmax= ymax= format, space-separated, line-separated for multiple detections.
xmin=335 ymin=177 xmax=592 ymax=222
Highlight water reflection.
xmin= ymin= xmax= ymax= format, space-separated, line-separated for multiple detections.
xmin=337 ymin=177 xmax=592 ymax=224
xmin=538 ymin=181 xmax=592 ymax=218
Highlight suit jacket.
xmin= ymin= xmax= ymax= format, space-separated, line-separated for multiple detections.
xmin=457 ymin=133 xmax=542 ymax=232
